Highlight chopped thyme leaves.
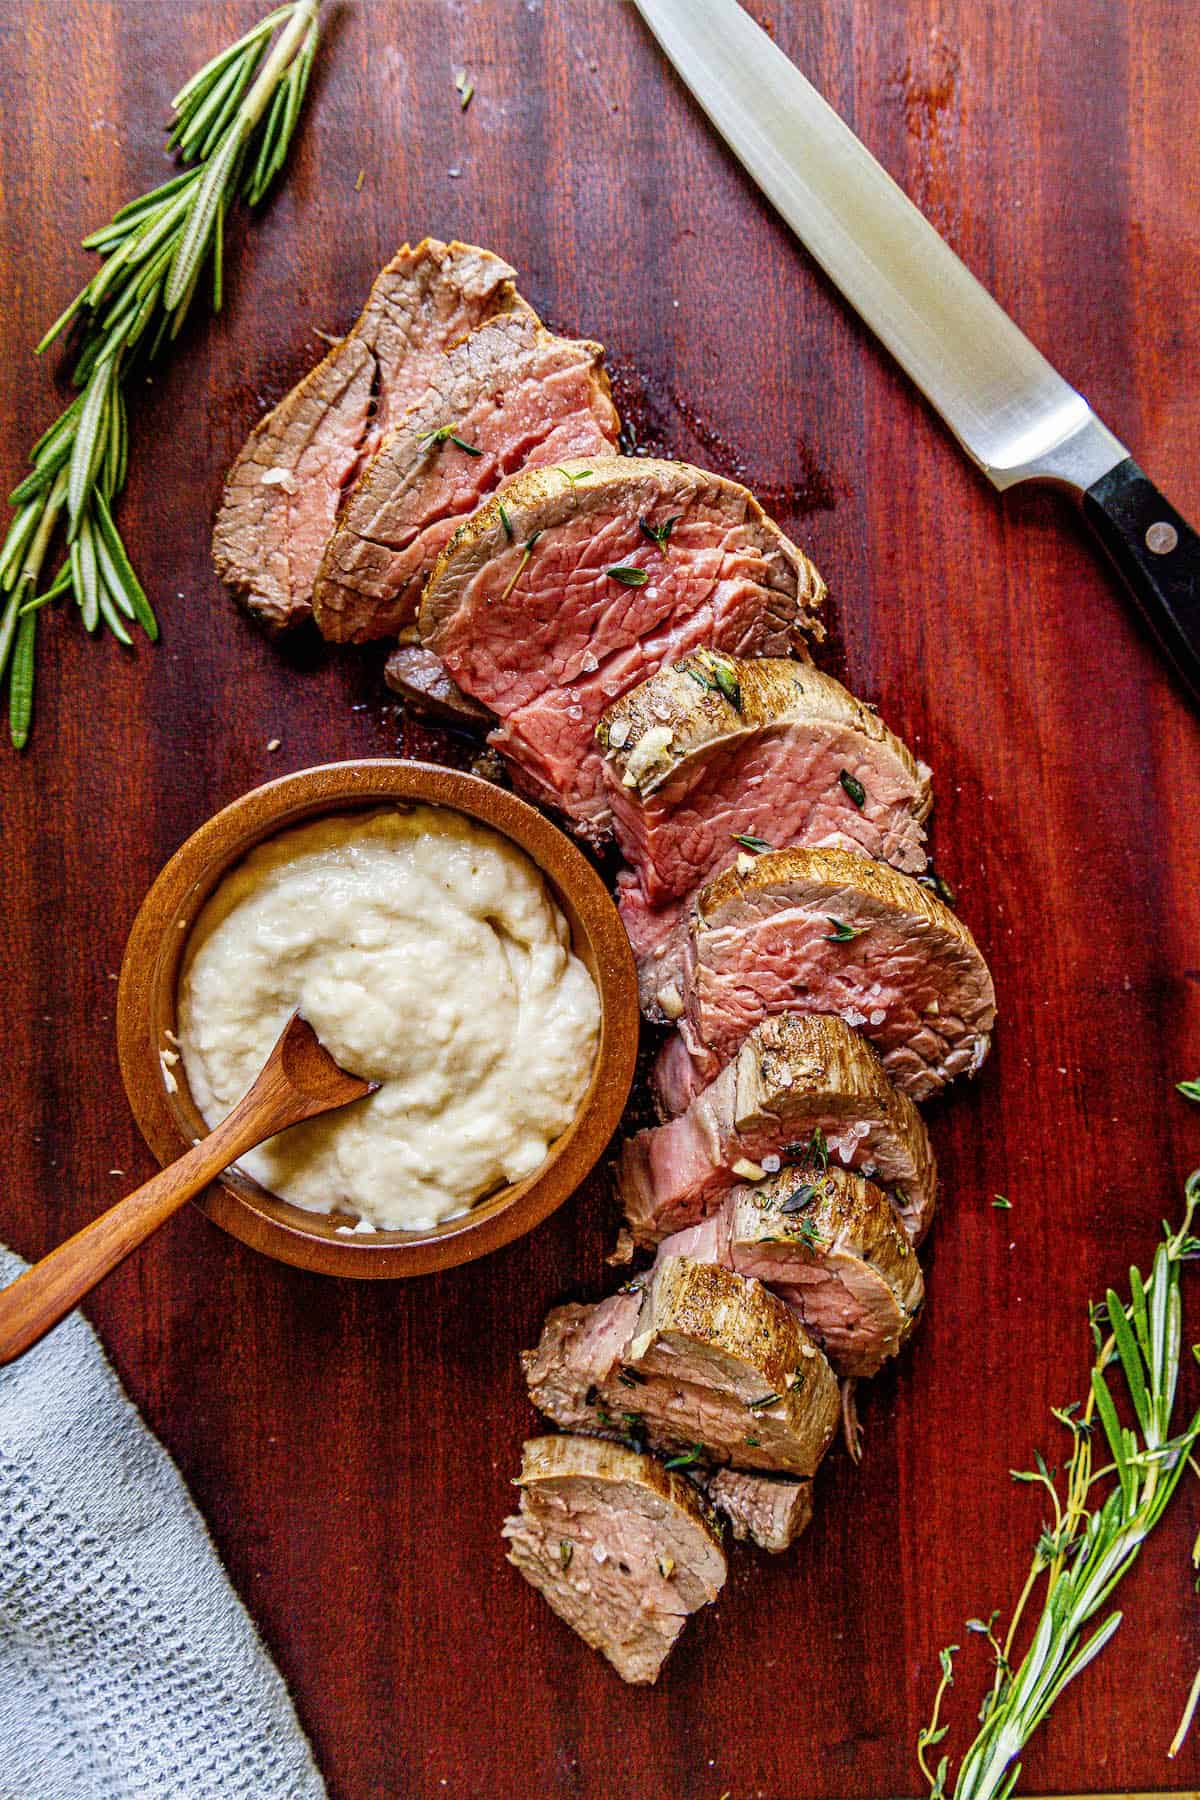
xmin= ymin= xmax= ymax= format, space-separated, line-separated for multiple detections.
xmin=743 ymin=1435 xmax=761 ymax=1448
xmin=415 ymin=422 xmax=482 ymax=456
xmin=606 ymin=565 xmax=649 ymax=586
xmin=663 ymin=1443 xmax=705 ymax=1470
xmin=639 ymin=513 xmax=680 ymax=547
xmin=839 ymin=769 xmax=866 ymax=808
xmin=497 ymin=500 xmax=513 ymax=542
xmin=779 ymin=1183 xmax=817 ymax=1215
xmin=557 ymin=466 xmax=592 ymax=491
xmin=498 ymin=529 xmax=542 ymax=603
xmin=1179 ymin=1078 xmax=1200 ymax=1103
xmin=825 ymin=917 xmax=868 ymax=942
xmin=731 ymin=832 xmax=772 ymax=853
xmin=747 ymin=1392 xmax=781 ymax=1411
xmin=559 ymin=1539 xmax=573 ymax=1571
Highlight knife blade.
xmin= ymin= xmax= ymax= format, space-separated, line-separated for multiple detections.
xmin=634 ymin=0 xmax=1200 ymax=698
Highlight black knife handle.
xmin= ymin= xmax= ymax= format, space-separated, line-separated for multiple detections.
xmin=1082 ymin=457 xmax=1200 ymax=698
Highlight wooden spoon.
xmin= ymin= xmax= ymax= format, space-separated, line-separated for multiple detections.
xmin=0 ymin=1012 xmax=376 ymax=1366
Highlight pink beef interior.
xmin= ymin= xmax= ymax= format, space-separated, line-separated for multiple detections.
xmin=677 ymin=892 xmax=993 ymax=1103
xmin=488 ymin=568 xmax=798 ymax=838
xmin=319 ymin=325 xmax=619 ymax=639
xmin=436 ymin=499 xmax=799 ymax=720
xmin=607 ymin=720 xmax=929 ymax=911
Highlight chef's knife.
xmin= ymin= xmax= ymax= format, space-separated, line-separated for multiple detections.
xmin=634 ymin=0 xmax=1200 ymax=698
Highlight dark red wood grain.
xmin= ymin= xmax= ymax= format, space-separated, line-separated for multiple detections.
xmin=1 ymin=4 xmax=1199 ymax=1796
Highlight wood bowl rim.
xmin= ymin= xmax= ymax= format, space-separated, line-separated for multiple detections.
xmin=116 ymin=759 xmax=639 ymax=1278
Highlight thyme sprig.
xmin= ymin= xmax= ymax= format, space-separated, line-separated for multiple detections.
xmin=918 ymin=1164 xmax=1200 ymax=1799
xmin=0 ymin=1 xmax=321 ymax=748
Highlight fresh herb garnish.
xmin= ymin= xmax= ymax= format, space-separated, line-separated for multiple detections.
xmin=0 ymin=0 xmax=322 ymax=749
xmin=796 ymin=1217 xmax=825 ymax=1251
xmin=992 ymin=1194 xmax=1012 ymax=1211
xmin=1179 ymin=1078 xmax=1200 ymax=1103
xmin=557 ymin=466 xmax=592 ymax=490
xmin=663 ymin=1443 xmax=705 ymax=1471
xmin=499 ymin=530 xmax=542 ymax=604
xmin=825 ymin=918 xmax=868 ymax=943
xmin=639 ymin=513 xmax=680 ymax=548
xmin=497 ymin=500 xmax=513 ymax=542
xmin=839 ymin=769 xmax=866 ymax=808
xmin=743 ymin=1435 xmax=761 ymax=1448
xmin=918 ymin=869 xmax=958 ymax=908
xmin=780 ymin=1183 xmax=817 ymax=1215
xmin=746 ymin=1392 xmax=781 ymax=1411
xmin=606 ymin=565 xmax=649 ymax=587
xmin=416 ymin=423 xmax=483 ymax=456
xmin=731 ymin=832 xmax=772 ymax=854
xmin=559 ymin=1539 xmax=573 ymax=1571
xmin=811 ymin=1126 xmax=828 ymax=1171
xmin=706 ymin=653 xmax=742 ymax=712
xmin=918 ymin=1160 xmax=1200 ymax=1796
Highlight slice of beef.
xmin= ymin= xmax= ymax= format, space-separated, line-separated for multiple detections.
xmin=656 ymin=1165 xmax=923 ymax=1377
xmin=383 ymin=643 xmax=495 ymax=727
xmin=599 ymin=656 xmax=932 ymax=911
xmin=703 ymin=1468 xmax=813 ymax=1552
xmin=213 ymin=239 xmax=522 ymax=629
xmin=419 ymin=458 xmax=826 ymax=839
xmin=502 ymin=1434 xmax=726 ymax=1685
xmin=523 ymin=1256 xmax=839 ymax=1478
xmin=657 ymin=846 xmax=995 ymax=1107
xmin=619 ymin=1012 xmax=937 ymax=1247
xmin=313 ymin=311 xmax=620 ymax=642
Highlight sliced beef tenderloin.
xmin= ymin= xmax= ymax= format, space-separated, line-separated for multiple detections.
xmin=657 ymin=1165 xmax=923 ymax=1378
xmin=656 ymin=846 xmax=995 ymax=1107
xmin=598 ymin=656 xmax=931 ymax=912
xmin=703 ymin=1468 xmax=813 ymax=1553
xmin=502 ymin=1434 xmax=726 ymax=1685
xmin=620 ymin=1012 xmax=937 ymax=1247
xmin=312 ymin=310 xmax=620 ymax=642
xmin=383 ymin=643 xmax=495 ymax=726
xmin=213 ymin=240 xmax=523 ymax=629
xmin=419 ymin=459 xmax=826 ymax=840
xmin=523 ymin=1256 xmax=839 ymax=1479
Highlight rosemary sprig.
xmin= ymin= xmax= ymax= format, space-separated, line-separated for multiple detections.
xmin=918 ymin=1161 xmax=1200 ymax=1799
xmin=0 ymin=1 xmax=321 ymax=748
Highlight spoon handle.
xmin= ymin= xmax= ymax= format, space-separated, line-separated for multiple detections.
xmin=0 ymin=1081 xmax=280 ymax=1366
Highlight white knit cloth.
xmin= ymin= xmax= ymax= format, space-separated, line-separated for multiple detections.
xmin=0 ymin=1248 xmax=326 ymax=1800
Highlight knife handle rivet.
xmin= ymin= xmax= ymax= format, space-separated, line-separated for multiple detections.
xmin=1145 ymin=521 xmax=1178 ymax=555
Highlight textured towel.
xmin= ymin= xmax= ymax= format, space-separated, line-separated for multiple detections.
xmin=0 ymin=1248 xmax=326 ymax=1800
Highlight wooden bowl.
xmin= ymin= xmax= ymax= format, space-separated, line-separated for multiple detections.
xmin=117 ymin=761 xmax=639 ymax=1278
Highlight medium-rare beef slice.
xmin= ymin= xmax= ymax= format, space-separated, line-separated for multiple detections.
xmin=621 ymin=1012 xmax=937 ymax=1247
xmin=703 ymin=1468 xmax=813 ymax=1552
xmin=523 ymin=1256 xmax=839 ymax=1478
xmin=419 ymin=459 xmax=826 ymax=839
xmin=599 ymin=656 xmax=932 ymax=910
xmin=658 ymin=846 xmax=995 ymax=1108
xmin=657 ymin=1165 xmax=924 ymax=1378
xmin=313 ymin=310 xmax=620 ymax=642
xmin=502 ymin=1434 xmax=727 ymax=1685
xmin=213 ymin=239 xmax=522 ymax=629
xmin=383 ymin=643 xmax=495 ymax=726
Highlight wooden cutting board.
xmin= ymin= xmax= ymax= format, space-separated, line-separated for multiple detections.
xmin=1 ymin=3 xmax=1198 ymax=1796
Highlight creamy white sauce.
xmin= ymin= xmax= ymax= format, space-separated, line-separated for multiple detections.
xmin=177 ymin=806 xmax=601 ymax=1231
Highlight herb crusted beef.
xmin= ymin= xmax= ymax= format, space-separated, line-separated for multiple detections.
xmin=313 ymin=309 xmax=620 ymax=642
xmin=654 ymin=847 xmax=995 ymax=1109
xmin=621 ymin=1012 xmax=938 ymax=1248
xmin=419 ymin=458 xmax=826 ymax=839
xmin=523 ymin=1256 xmax=840 ymax=1479
xmin=213 ymin=239 xmax=522 ymax=629
xmin=503 ymin=1435 xmax=727 ymax=1684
